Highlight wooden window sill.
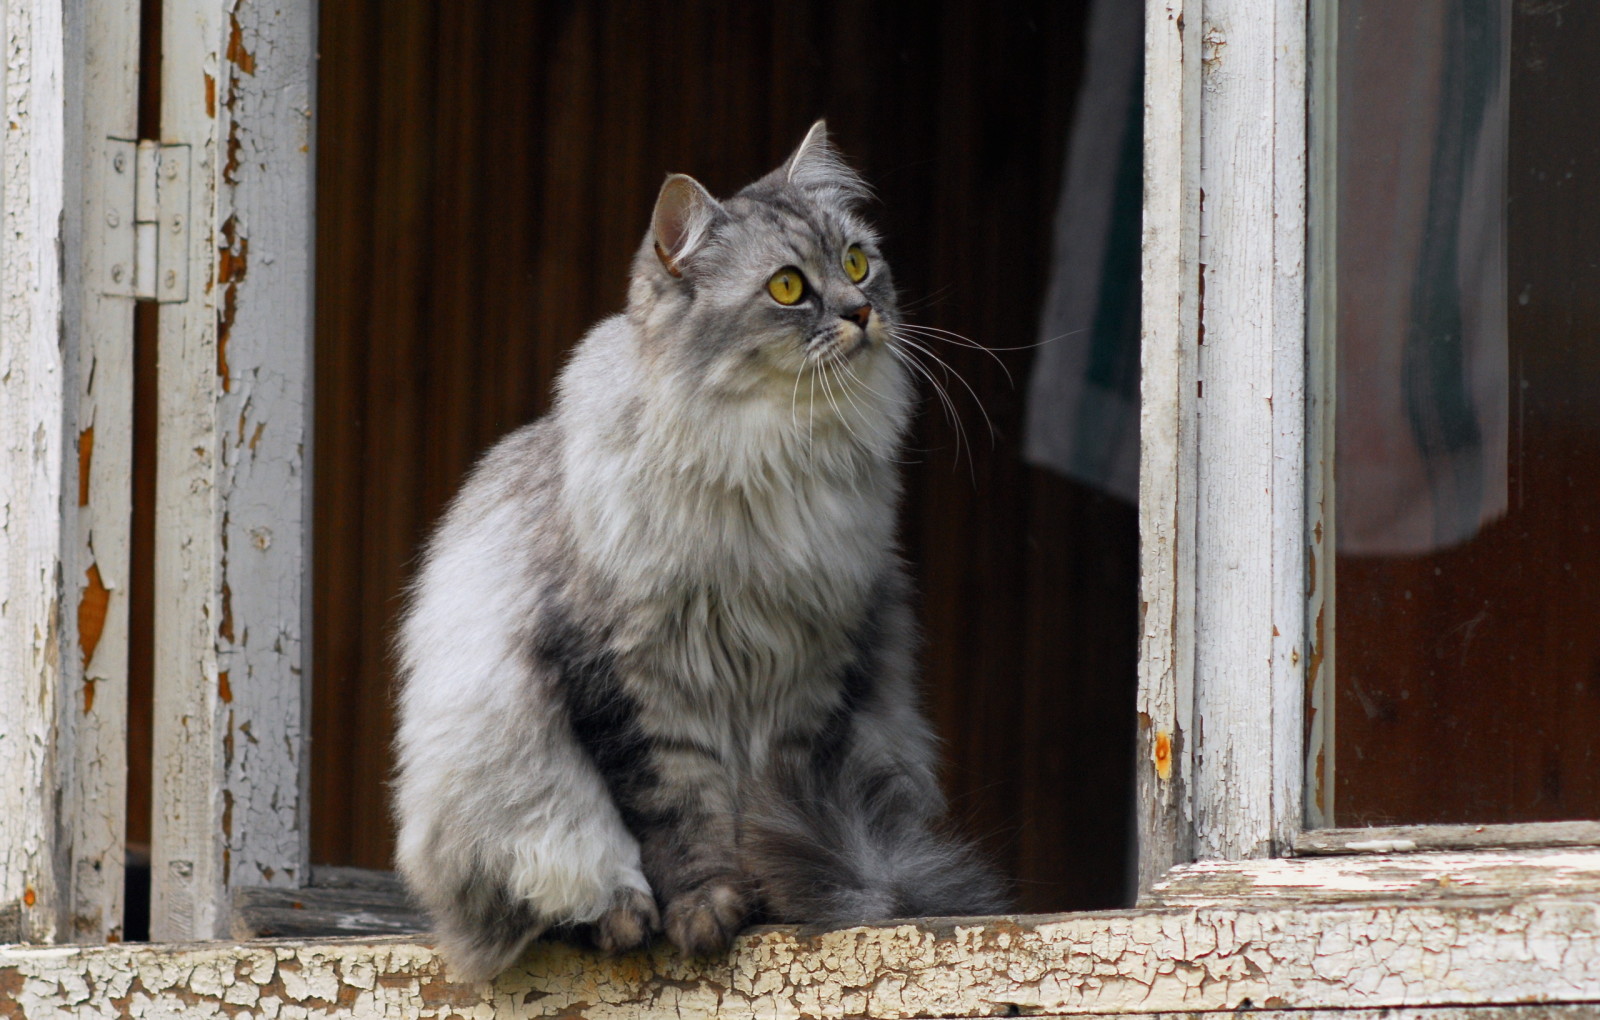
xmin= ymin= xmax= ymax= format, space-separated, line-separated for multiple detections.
xmin=8 ymin=850 xmax=1600 ymax=1017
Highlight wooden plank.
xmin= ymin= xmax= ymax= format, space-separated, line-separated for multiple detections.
xmin=1189 ymin=0 xmax=1308 ymax=861
xmin=232 ymin=866 xmax=427 ymax=940
xmin=150 ymin=0 xmax=315 ymax=940
xmin=61 ymin=0 xmax=143 ymax=944
xmin=0 ymin=0 xmax=70 ymax=946
xmin=1146 ymin=846 xmax=1600 ymax=906
xmin=1135 ymin=0 xmax=1202 ymax=897
xmin=1297 ymin=821 xmax=1600 ymax=856
xmin=10 ymin=896 xmax=1600 ymax=1017
xmin=1302 ymin=0 xmax=1340 ymax=833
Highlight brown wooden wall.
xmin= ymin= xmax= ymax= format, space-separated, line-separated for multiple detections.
xmin=310 ymin=0 xmax=1138 ymax=914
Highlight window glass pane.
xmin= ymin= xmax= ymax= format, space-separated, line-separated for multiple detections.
xmin=1320 ymin=0 xmax=1600 ymax=826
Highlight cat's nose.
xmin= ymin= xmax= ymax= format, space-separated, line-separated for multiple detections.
xmin=842 ymin=304 xmax=872 ymax=329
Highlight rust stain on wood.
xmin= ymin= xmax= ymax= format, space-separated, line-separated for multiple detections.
xmin=21 ymin=888 xmax=34 ymax=908
xmin=204 ymin=72 xmax=215 ymax=118
xmin=1155 ymin=731 xmax=1174 ymax=781
xmin=219 ymin=670 xmax=233 ymax=703
xmin=219 ymin=581 xmax=235 ymax=644
xmin=77 ymin=426 xmax=93 ymax=506
xmin=226 ymin=15 xmax=257 ymax=75
xmin=79 ymin=562 xmax=110 ymax=671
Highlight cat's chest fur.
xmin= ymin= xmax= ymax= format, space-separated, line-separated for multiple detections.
xmin=565 ymin=419 xmax=894 ymax=761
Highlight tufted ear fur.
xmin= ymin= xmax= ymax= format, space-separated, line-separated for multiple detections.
xmin=651 ymin=173 xmax=723 ymax=277
xmin=781 ymin=120 xmax=871 ymax=204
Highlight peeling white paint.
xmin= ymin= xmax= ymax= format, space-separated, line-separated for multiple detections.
xmin=7 ymin=900 xmax=1600 ymax=1018
xmin=1137 ymin=0 xmax=1202 ymax=895
xmin=150 ymin=0 xmax=313 ymax=940
xmin=64 ymin=0 xmax=144 ymax=944
xmin=1 ymin=0 xmax=70 ymax=945
xmin=1190 ymin=0 xmax=1308 ymax=864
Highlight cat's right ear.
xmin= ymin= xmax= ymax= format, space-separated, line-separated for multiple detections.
xmin=652 ymin=174 xmax=723 ymax=278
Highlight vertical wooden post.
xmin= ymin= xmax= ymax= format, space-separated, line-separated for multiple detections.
xmin=1188 ymin=0 xmax=1308 ymax=861
xmin=1136 ymin=0 xmax=1202 ymax=897
xmin=150 ymin=0 xmax=316 ymax=940
xmin=1 ymin=0 xmax=71 ymax=946
xmin=63 ymin=0 xmax=144 ymax=943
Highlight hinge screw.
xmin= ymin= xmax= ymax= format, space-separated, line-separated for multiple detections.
xmin=165 ymin=270 xmax=178 ymax=290
xmin=113 ymin=152 xmax=126 ymax=173
xmin=106 ymin=210 xmax=121 ymax=228
xmin=171 ymin=215 xmax=184 ymax=234
xmin=111 ymin=265 xmax=125 ymax=283
xmin=164 ymin=160 xmax=178 ymax=180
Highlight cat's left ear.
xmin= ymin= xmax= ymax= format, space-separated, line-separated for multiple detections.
xmin=652 ymin=173 xmax=723 ymax=278
xmin=782 ymin=120 xmax=870 ymax=204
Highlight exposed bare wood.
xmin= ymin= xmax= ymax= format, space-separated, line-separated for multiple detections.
xmin=150 ymin=0 xmax=315 ymax=940
xmin=231 ymin=886 xmax=427 ymax=940
xmin=1297 ymin=822 xmax=1600 ymax=856
xmin=1136 ymin=0 xmax=1202 ymax=897
xmin=232 ymin=867 xmax=427 ymax=939
xmin=1 ymin=0 xmax=70 ymax=945
xmin=1302 ymin=0 xmax=1340 ymax=834
xmin=10 ymin=897 xmax=1600 ymax=1017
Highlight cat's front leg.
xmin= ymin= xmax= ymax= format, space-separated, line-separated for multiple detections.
xmin=628 ymin=744 xmax=755 ymax=956
xmin=552 ymin=642 xmax=754 ymax=956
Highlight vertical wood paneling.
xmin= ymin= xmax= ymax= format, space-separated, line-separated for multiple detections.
xmin=311 ymin=0 xmax=1130 ymax=912
xmin=151 ymin=0 xmax=314 ymax=940
xmin=0 ymin=0 xmax=70 ymax=944
xmin=63 ymin=0 xmax=142 ymax=943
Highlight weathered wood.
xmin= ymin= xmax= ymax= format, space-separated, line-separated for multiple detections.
xmin=0 ymin=0 xmax=70 ymax=945
xmin=1301 ymin=0 xmax=1340 ymax=833
xmin=1146 ymin=846 xmax=1600 ymax=906
xmin=232 ymin=868 xmax=427 ymax=939
xmin=150 ymin=0 xmax=315 ymax=940
xmin=61 ymin=0 xmax=143 ymax=944
xmin=10 ymin=896 xmax=1600 ymax=1018
xmin=1190 ymin=0 xmax=1308 ymax=861
xmin=232 ymin=887 xmax=427 ymax=940
xmin=1135 ymin=0 xmax=1202 ymax=897
xmin=1297 ymin=822 xmax=1600 ymax=856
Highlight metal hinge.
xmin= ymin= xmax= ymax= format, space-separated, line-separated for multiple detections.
xmin=102 ymin=139 xmax=191 ymax=303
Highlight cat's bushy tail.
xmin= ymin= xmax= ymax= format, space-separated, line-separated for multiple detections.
xmin=740 ymin=761 xmax=1012 ymax=926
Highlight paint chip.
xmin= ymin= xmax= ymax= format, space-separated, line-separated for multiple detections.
xmin=80 ymin=562 xmax=111 ymax=670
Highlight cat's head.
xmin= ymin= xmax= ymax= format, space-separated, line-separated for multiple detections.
xmin=627 ymin=122 xmax=907 ymax=416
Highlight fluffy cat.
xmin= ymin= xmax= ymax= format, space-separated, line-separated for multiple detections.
xmin=393 ymin=121 xmax=1009 ymax=983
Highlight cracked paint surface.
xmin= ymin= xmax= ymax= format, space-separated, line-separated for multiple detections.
xmin=5 ymin=899 xmax=1600 ymax=1018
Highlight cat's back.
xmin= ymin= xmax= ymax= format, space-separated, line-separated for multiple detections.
xmin=396 ymin=417 xmax=568 ymax=712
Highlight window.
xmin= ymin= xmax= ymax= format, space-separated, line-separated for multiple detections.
xmin=6 ymin=0 xmax=1600 ymax=1014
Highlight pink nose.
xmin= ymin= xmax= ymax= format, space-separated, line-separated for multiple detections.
xmin=843 ymin=304 xmax=872 ymax=328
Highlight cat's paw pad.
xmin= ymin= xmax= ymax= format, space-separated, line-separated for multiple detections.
xmin=663 ymin=880 xmax=751 ymax=957
xmin=595 ymin=886 xmax=661 ymax=955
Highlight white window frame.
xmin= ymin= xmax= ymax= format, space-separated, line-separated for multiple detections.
xmin=6 ymin=0 xmax=1600 ymax=1014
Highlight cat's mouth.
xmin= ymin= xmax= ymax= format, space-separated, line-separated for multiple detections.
xmin=810 ymin=325 xmax=872 ymax=364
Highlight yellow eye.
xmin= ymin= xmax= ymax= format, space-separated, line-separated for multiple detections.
xmin=768 ymin=267 xmax=806 ymax=305
xmin=843 ymin=244 xmax=870 ymax=283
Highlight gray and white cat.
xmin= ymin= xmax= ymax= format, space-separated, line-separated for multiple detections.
xmin=393 ymin=121 xmax=1008 ymax=982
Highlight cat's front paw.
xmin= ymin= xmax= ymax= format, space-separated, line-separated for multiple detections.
xmin=594 ymin=886 xmax=661 ymax=955
xmin=663 ymin=879 xmax=752 ymax=957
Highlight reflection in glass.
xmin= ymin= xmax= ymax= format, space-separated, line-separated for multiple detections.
xmin=1318 ymin=1 xmax=1600 ymax=826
